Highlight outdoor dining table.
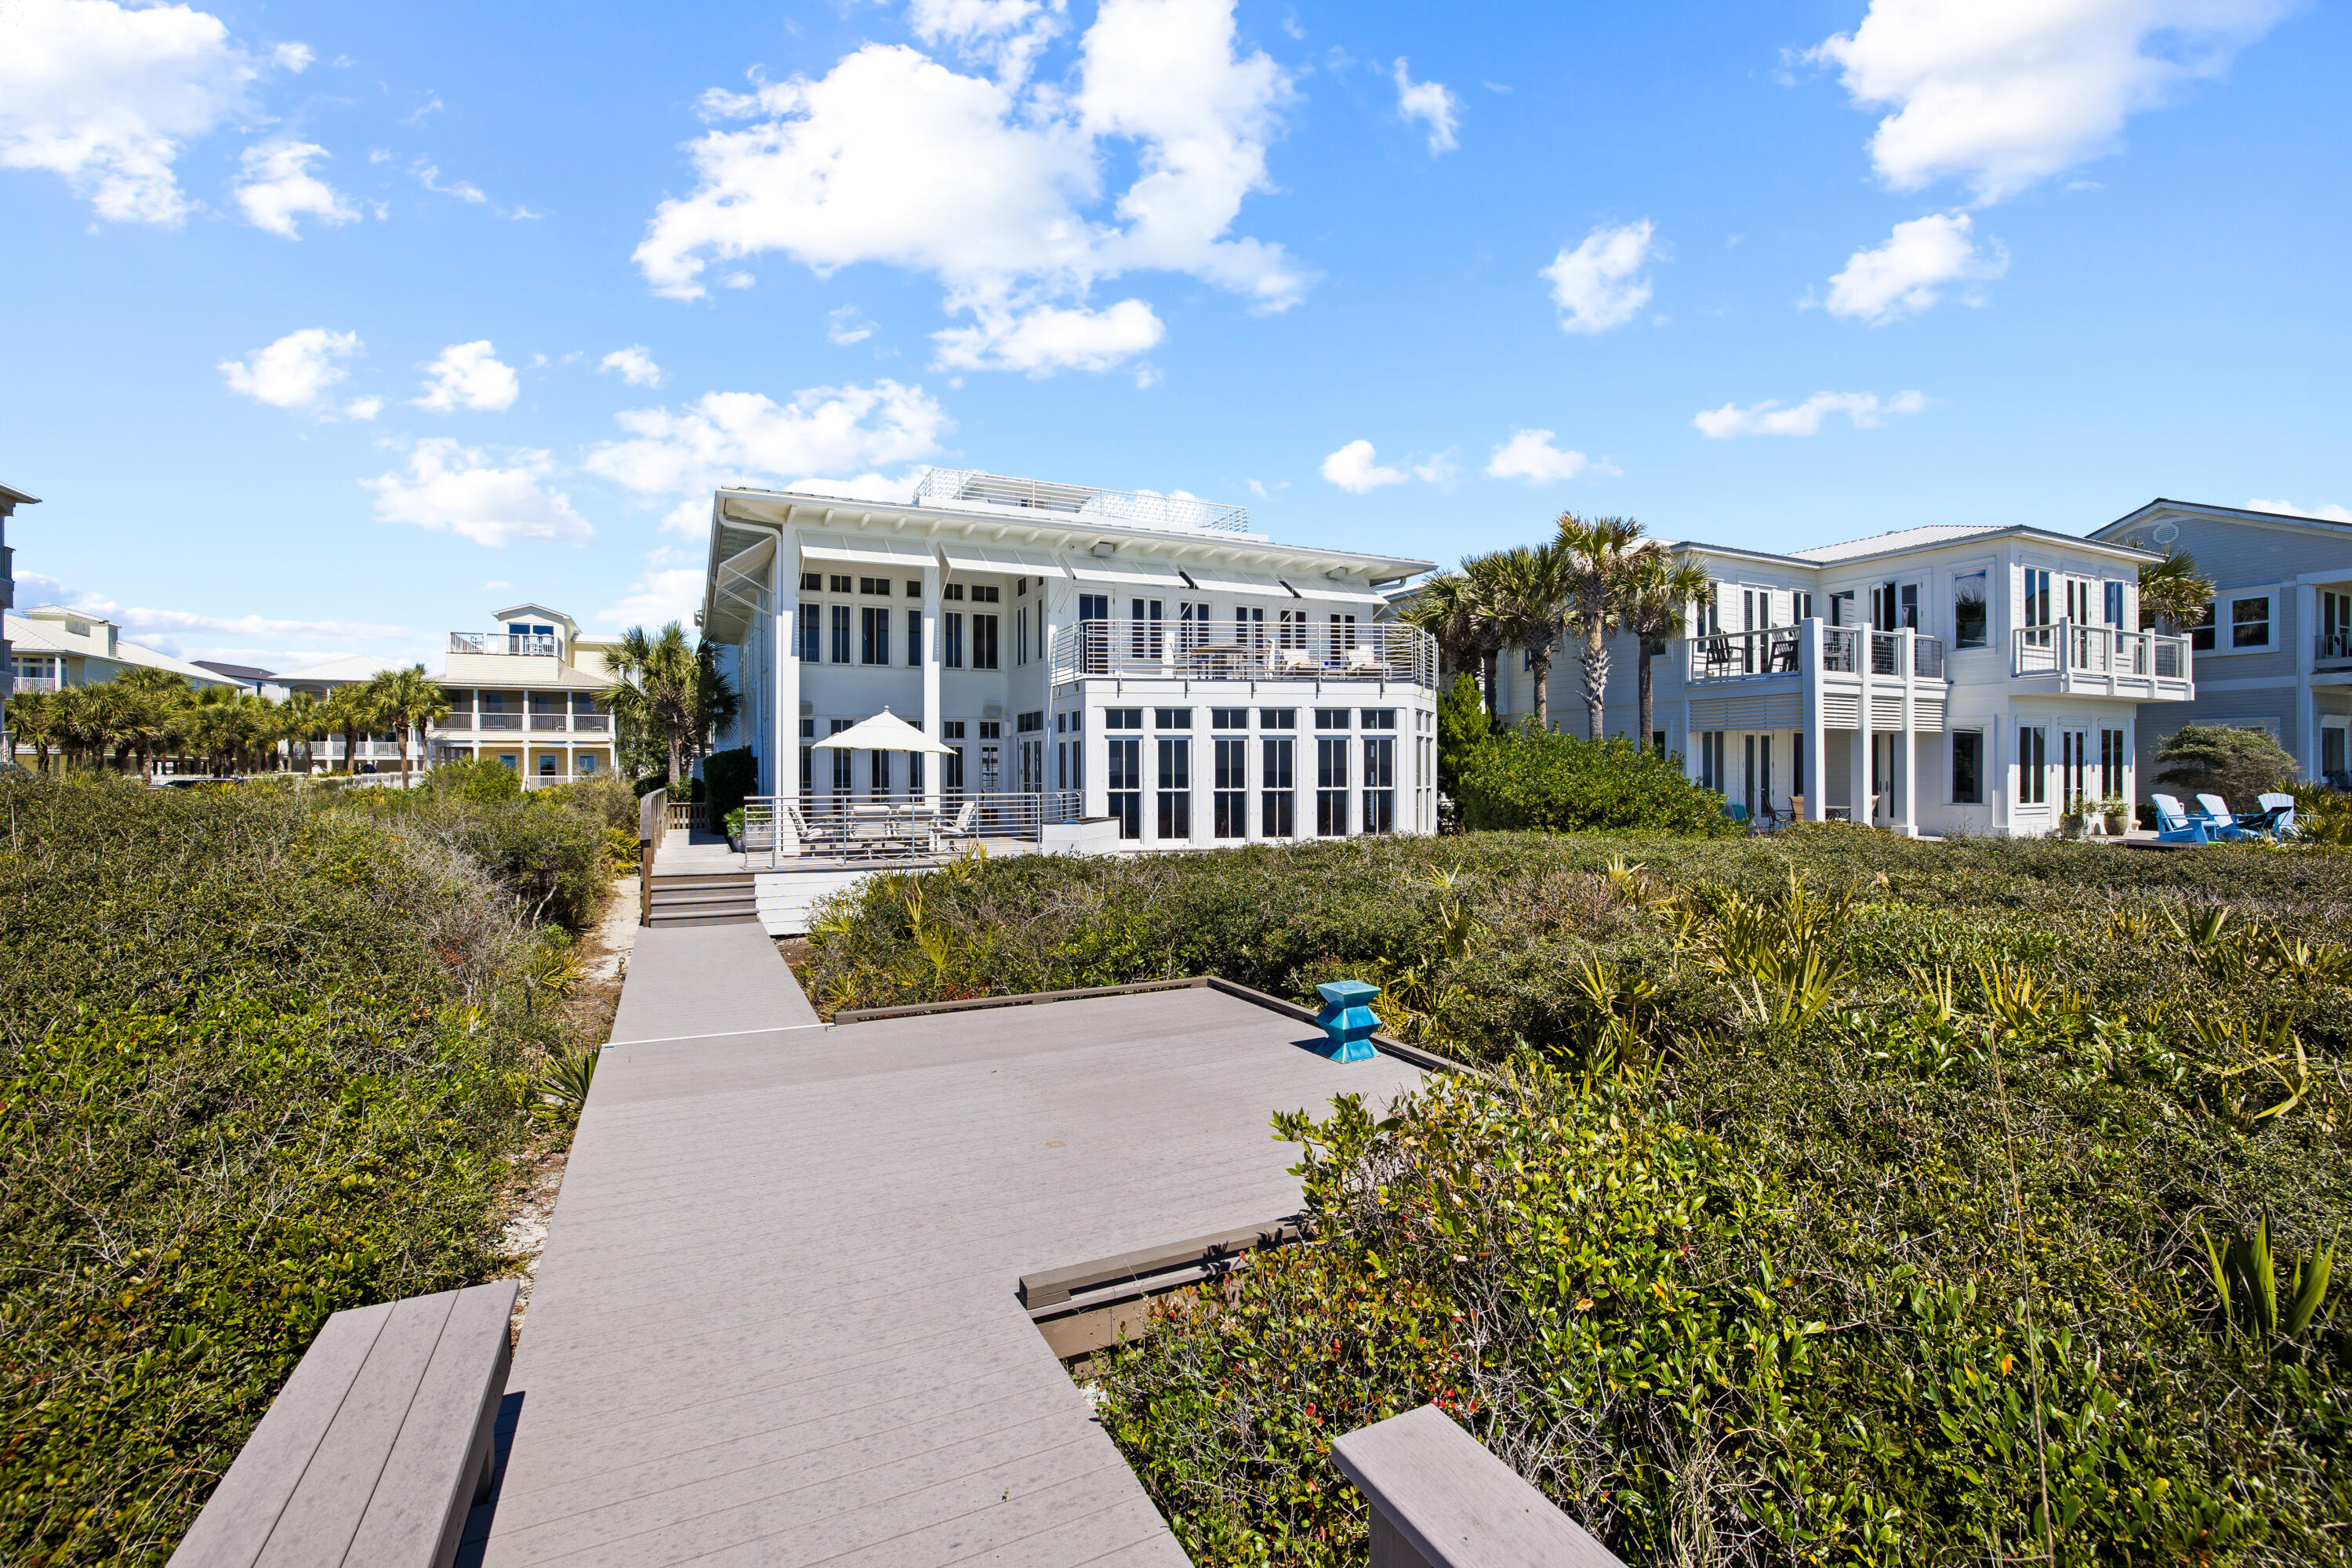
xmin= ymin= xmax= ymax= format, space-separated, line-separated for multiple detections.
xmin=846 ymin=802 xmax=941 ymax=858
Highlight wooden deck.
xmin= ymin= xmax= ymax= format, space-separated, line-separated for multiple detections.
xmin=467 ymin=928 xmax=1425 ymax=1566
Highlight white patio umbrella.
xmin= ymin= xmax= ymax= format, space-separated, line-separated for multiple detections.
xmin=811 ymin=707 xmax=956 ymax=802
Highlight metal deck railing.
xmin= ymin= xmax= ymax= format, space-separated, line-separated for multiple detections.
xmin=1048 ymin=619 xmax=1436 ymax=686
xmin=911 ymin=468 xmax=1251 ymax=534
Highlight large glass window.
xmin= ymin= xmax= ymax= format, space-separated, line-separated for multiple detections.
xmin=829 ymin=719 xmax=852 ymax=790
xmin=1156 ymin=737 xmax=1192 ymax=840
xmin=2021 ymin=568 xmax=2052 ymax=627
xmin=2231 ymin=596 xmax=2272 ymax=649
xmin=944 ymin=612 xmax=964 ymax=669
xmin=1361 ymin=737 xmax=1396 ymax=834
xmin=1261 ymin=736 xmax=1295 ymax=837
xmin=1952 ymin=731 xmax=1983 ymax=804
xmin=861 ymin=606 xmax=891 ymax=665
xmin=973 ymin=613 xmax=1000 ymax=670
xmin=1316 ymin=736 xmax=1349 ymax=835
xmin=2103 ymin=581 xmax=2126 ymax=627
xmin=2186 ymin=600 xmax=2216 ymax=652
xmin=830 ymin=604 xmax=851 ymax=665
xmin=2017 ymin=724 xmax=2047 ymax=805
xmin=1214 ymin=739 xmax=1248 ymax=837
xmin=1108 ymin=737 xmax=1142 ymax=839
xmin=797 ymin=603 xmax=821 ymax=662
xmin=2100 ymin=728 xmax=2126 ymax=799
xmin=1951 ymin=572 xmax=1987 ymax=649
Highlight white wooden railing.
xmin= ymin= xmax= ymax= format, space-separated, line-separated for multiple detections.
xmin=2014 ymin=622 xmax=2188 ymax=681
xmin=1686 ymin=624 xmax=1947 ymax=683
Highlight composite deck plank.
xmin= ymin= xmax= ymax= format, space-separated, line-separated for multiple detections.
xmin=476 ymin=928 xmax=1421 ymax=1568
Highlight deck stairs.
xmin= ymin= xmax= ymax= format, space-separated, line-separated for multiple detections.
xmin=645 ymin=872 xmax=760 ymax=927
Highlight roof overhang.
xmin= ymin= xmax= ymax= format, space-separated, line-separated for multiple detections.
xmin=2094 ymin=497 xmax=2352 ymax=546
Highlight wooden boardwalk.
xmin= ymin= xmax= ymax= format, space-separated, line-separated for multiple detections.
xmin=468 ymin=929 xmax=1424 ymax=1566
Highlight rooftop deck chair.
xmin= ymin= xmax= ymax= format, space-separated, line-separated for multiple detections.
xmin=2194 ymin=793 xmax=2263 ymax=841
xmin=781 ymin=800 xmax=840 ymax=856
xmin=2149 ymin=793 xmax=2211 ymax=845
xmin=934 ymin=799 xmax=982 ymax=853
xmin=1343 ymin=643 xmax=1388 ymax=675
xmin=2255 ymin=791 xmax=2299 ymax=840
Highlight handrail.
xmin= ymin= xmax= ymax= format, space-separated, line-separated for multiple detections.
xmin=742 ymin=790 xmax=1083 ymax=867
xmin=448 ymin=631 xmax=558 ymax=657
xmin=1048 ymin=619 xmax=1436 ymax=686
xmin=2014 ymin=620 xmax=2188 ymax=681
xmin=1686 ymin=623 xmax=1946 ymax=684
xmin=913 ymin=468 xmax=1251 ymax=533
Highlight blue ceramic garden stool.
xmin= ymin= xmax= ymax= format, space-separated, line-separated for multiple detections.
xmin=1316 ymin=980 xmax=1382 ymax=1063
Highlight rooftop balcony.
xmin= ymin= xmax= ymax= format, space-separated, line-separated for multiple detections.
xmin=1048 ymin=619 xmax=1436 ymax=687
xmin=449 ymin=630 xmax=557 ymax=657
xmin=912 ymin=468 xmax=1251 ymax=535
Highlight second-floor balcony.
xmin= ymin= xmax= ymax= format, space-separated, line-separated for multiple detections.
xmin=2013 ymin=622 xmax=2191 ymax=699
xmin=1048 ymin=619 xmax=1436 ymax=687
xmin=9 ymin=673 xmax=61 ymax=693
xmin=1688 ymin=625 xmax=1946 ymax=684
xmin=436 ymin=710 xmax=609 ymax=733
xmin=2318 ymin=632 xmax=2352 ymax=667
xmin=449 ymin=631 xmax=557 ymax=657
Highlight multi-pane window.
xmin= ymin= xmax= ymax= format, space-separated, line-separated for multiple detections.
xmin=945 ymin=583 xmax=966 ymax=601
xmin=1108 ymin=737 xmax=1143 ymax=839
xmin=973 ymin=613 xmax=1000 ymax=670
xmin=1211 ymin=707 xmax=1248 ymax=729
xmin=829 ymin=574 xmax=851 ymax=593
xmin=1314 ymin=707 xmax=1350 ymax=731
xmin=2232 ymin=595 xmax=2272 ymax=648
xmin=1951 ymin=731 xmax=1983 ymax=804
xmin=858 ymin=576 xmax=888 ymax=596
xmin=797 ymin=603 xmax=821 ymax=662
xmin=1316 ymin=736 xmax=1348 ymax=836
xmin=1261 ymin=735 xmax=1295 ymax=838
xmin=1952 ymin=572 xmax=1988 ymax=649
xmin=799 ymin=717 xmax=815 ymax=797
xmin=944 ymin=612 xmax=964 ymax=669
xmin=829 ymin=719 xmax=853 ymax=790
xmin=2017 ymin=725 xmax=2047 ymax=805
xmin=1235 ymin=605 xmax=1265 ymax=646
xmin=1361 ymin=709 xmax=1396 ymax=730
xmin=2021 ymin=569 xmax=2052 ymax=627
xmin=1279 ymin=609 xmax=1306 ymax=647
xmin=1104 ymin=708 xmax=1143 ymax=729
xmin=861 ymin=606 xmax=891 ymax=665
xmin=907 ymin=612 xmax=921 ymax=666
xmin=2100 ymin=728 xmax=2126 ymax=800
xmin=1155 ymin=708 xmax=1192 ymax=730
xmin=1130 ymin=598 xmax=1164 ymax=659
xmin=800 ymin=572 xmax=822 ymax=591
xmin=1156 ymin=736 xmax=1191 ymax=840
xmin=830 ymin=604 xmax=852 ymax=665
xmin=1361 ymin=736 xmax=1396 ymax=834
xmin=971 ymin=584 xmax=1001 ymax=604
xmin=869 ymin=748 xmax=891 ymax=797
xmin=942 ymin=720 xmax=967 ymax=792
xmin=1260 ymin=707 xmax=1296 ymax=730
xmin=2104 ymin=581 xmax=2126 ymax=627
xmin=1214 ymin=738 xmax=1248 ymax=837
xmin=2186 ymin=601 xmax=2216 ymax=652
xmin=1018 ymin=607 xmax=1029 ymax=666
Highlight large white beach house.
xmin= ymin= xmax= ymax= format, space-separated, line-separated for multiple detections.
xmin=697 ymin=470 xmax=1439 ymax=848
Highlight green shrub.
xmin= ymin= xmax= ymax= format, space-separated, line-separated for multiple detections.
xmin=1435 ymin=671 xmax=1487 ymax=800
xmin=1455 ymin=724 xmax=1736 ymax=835
xmin=2154 ymin=723 xmax=2299 ymax=806
xmin=427 ymin=755 xmax=521 ymax=803
xmin=0 ymin=777 xmax=571 ymax=1565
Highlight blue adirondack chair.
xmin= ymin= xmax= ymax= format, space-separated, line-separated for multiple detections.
xmin=2256 ymin=792 xmax=2299 ymax=840
xmin=2149 ymin=793 xmax=2210 ymax=845
xmin=2195 ymin=793 xmax=2263 ymax=841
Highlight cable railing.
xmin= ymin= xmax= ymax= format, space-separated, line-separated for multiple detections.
xmin=1048 ymin=619 xmax=1436 ymax=686
xmin=740 ymin=790 xmax=1083 ymax=866
xmin=911 ymin=468 xmax=1251 ymax=533
xmin=448 ymin=631 xmax=558 ymax=657
xmin=1687 ymin=625 xmax=1947 ymax=683
xmin=2014 ymin=622 xmax=2188 ymax=681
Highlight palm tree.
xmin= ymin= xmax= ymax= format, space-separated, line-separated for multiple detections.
xmin=9 ymin=688 xmax=58 ymax=775
xmin=1622 ymin=551 xmax=1714 ymax=753
xmin=366 ymin=666 xmax=449 ymax=788
xmin=2140 ymin=548 xmax=2215 ymax=637
xmin=114 ymin=667 xmax=192 ymax=780
xmin=604 ymin=622 xmax=737 ymax=787
xmin=280 ymin=690 xmax=323 ymax=774
xmin=1462 ymin=544 xmax=1575 ymax=730
xmin=1398 ymin=571 xmax=1505 ymax=710
xmin=1556 ymin=513 xmax=1655 ymax=741
xmin=322 ymin=684 xmax=376 ymax=775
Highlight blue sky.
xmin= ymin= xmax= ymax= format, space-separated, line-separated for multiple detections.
xmin=3 ymin=0 xmax=2346 ymax=673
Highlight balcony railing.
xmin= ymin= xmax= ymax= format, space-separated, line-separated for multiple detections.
xmin=2319 ymin=632 xmax=2352 ymax=663
xmin=9 ymin=674 xmax=60 ymax=693
xmin=1048 ymin=619 xmax=1436 ymax=686
xmin=912 ymin=468 xmax=1250 ymax=533
xmin=436 ymin=709 xmax=606 ymax=732
xmin=448 ymin=631 xmax=557 ymax=657
xmin=742 ymin=790 xmax=1083 ymax=866
xmin=2014 ymin=622 xmax=2188 ymax=681
xmin=1687 ymin=625 xmax=1947 ymax=684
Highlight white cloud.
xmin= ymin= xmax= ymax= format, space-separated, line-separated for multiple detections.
xmin=931 ymin=296 xmax=1163 ymax=375
xmin=827 ymin=304 xmax=876 ymax=345
xmin=0 ymin=0 xmax=308 ymax=223
xmin=345 ymin=395 xmax=382 ymax=420
xmin=1486 ymin=428 xmax=1594 ymax=484
xmin=1541 ymin=220 xmax=1657 ymax=334
xmin=1811 ymin=0 xmax=2288 ymax=205
xmin=116 ymin=606 xmax=405 ymax=639
xmin=415 ymin=160 xmax=487 ymax=204
xmin=414 ymin=340 xmax=521 ymax=412
xmin=364 ymin=440 xmax=593 ymax=546
xmin=218 ymin=327 xmax=362 ymax=411
xmin=233 ymin=139 xmax=357 ymax=238
xmin=1392 ymin=57 xmax=1459 ymax=154
xmin=633 ymin=0 xmax=1305 ymax=374
xmin=601 ymin=567 xmax=708 ymax=627
xmin=908 ymin=0 xmax=1066 ymax=83
xmin=2249 ymin=498 xmax=2352 ymax=524
xmin=1411 ymin=450 xmax=1461 ymax=485
xmin=1823 ymin=211 xmax=2006 ymax=324
xmin=600 ymin=345 xmax=663 ymax=387
xmin=1320 ymin=439 xmax=1406 ymax=495
xmin=1693 ymin=390 xmax=1926 ymax=439
xmin=583 ymin=379 xmax=950 ymax=499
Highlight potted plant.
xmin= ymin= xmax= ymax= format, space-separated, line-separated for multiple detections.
xmin=2060 ymin=793 xmax=2089 ymax=840
xmin=724 ymin=805 xmax=746 ymax=851
xmin=2100 ymin=794 xmax=2129 ymax=837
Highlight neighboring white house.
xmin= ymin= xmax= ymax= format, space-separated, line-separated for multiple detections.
xmin=428 ymin=604 xmax=621 ymax=785
xmin=5 ymin=604 xmax=239 ymax=695
xmin=1489 ymin=524 xmax=2197 ymax=837
xmin=2091 ymin=499 xmax=2352 ymax=786
xmin=697 ymin=468 xmax=1439 ymax=848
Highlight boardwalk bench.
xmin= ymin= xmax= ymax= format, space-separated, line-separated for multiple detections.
xmin=169 ymin=1281 xmax=517 ymax=1568
xmin=1331 ymin=1404 xmax=1626 ymax=1568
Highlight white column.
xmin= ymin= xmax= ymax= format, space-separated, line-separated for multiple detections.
xmin=1800 ymin=619 xmax=1827 ymax=821
xmin=1850 ymin=690 xmax=1872 ymax=827
xmin=772 ymin=543 xmax=802 ymax=853
xmin=920 ymin=558 xmax=942 ymax=802
xmin=1898 ymin=628 xmax=1918 ymax=837
xmin=2296 ymin=583 xmax=2319 ymax=778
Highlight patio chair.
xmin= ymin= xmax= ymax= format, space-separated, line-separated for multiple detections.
xmin=782 ymin=801 xmax=840 ymax=856
xmin=1343 ymin=644 xmax=1388 ymax=676
xmin=2194 ymin=793 xmax=2263 ymax=841
xmin=2255 ymin=791 xmax=2299 ymax=840
xmin=934 ymin=800 xmax=982 ymax=852
xmin=1273 ymin=646 xmax=1316 ymax=674
xmin=2149 ymin=793 xmax=2211 ymax=845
